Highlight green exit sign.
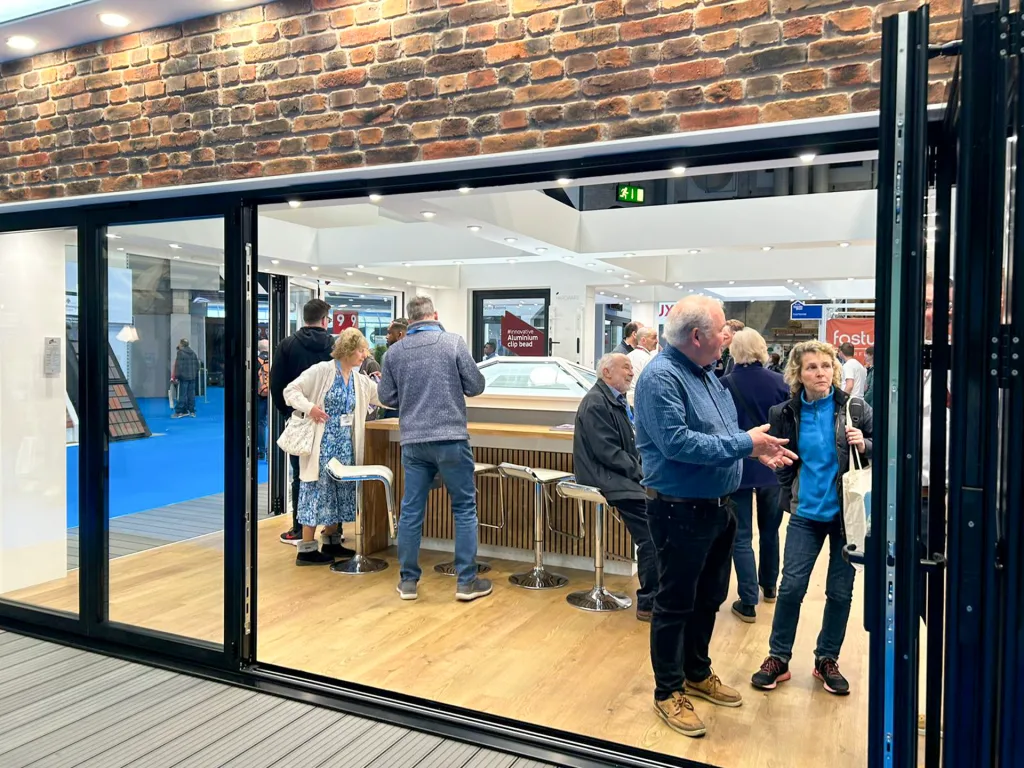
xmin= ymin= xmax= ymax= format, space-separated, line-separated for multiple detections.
xmin=616 ymin=183 xmax=646 ymax=204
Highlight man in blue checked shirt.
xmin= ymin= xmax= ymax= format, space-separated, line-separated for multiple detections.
xmin=635 ymin=295 xmax=797 ymax=739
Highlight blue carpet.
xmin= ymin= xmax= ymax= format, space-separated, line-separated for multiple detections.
xmin=66 ymin=387 xmax=270 ymax=527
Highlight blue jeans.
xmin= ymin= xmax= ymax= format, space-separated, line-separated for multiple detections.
xmin=399 ymin=440 xmax=479 ymax=586
xmin=175 ymin=378 xmax=196 ymax=414
xmin=257 ymin=397 xmax=268 ymax=457
xmin=768 ymin=514 xmax=855 ymax=663
xmin=731 ymin=486 xmax=783 ymax=606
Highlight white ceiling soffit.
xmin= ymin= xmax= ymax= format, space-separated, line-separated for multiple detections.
xmin=0 ymin=0 xmax=271 ymax=62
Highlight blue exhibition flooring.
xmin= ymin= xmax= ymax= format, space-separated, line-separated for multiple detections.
xmin=66 ymin=388 xmax=269 ymax=527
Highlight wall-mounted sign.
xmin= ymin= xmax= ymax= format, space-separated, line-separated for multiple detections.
xmin=332 ymin=311 xmax=359 ymax=334
xmin=790 ymin=301 xmax=823 ymax=320
xmin=615 ymin=183 xmax=646 ymax=205
xmin=825 ymin=318 xmax=874 ymax=364
xmin=501 ymin=311 xmax=545 ymax=356
xmin=657 ymin=302 xmax=675 ymax=318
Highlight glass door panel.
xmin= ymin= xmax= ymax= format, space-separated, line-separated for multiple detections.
xmin=472 ymin=289 xmax=550 ymax=361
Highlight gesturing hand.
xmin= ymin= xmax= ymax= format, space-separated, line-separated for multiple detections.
xmin=747 ymin=424 xmax=789 ymax=457
xmin=309 ymin=405 xmax=329 ymax=424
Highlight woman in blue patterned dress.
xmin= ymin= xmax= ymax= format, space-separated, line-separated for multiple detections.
xmin=284 ymin=328 xmax=382 ymax=566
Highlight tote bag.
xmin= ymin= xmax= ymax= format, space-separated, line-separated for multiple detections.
xmin=277 ymin=413 xmax=316 ymax=457
xmin=841 ymin=398 xmax=871 ymax=571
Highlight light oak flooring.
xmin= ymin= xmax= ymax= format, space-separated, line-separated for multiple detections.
xmin=7 ymin=514 xmax=872 ymax=768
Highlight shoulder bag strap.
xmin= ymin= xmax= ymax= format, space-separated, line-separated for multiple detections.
xmin=845 ymin=397 xmax=863 ymax=472
xmin=722 ymin=376 xmax=763 ymax=428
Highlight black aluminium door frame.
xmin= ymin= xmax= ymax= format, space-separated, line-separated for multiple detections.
xmin=472 ymin=287 xmax=552 ymax=360
xmin=0 ymin=124 xmax=934 ymax=768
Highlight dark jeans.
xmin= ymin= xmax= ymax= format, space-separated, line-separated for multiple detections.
xmin=613 ymin=497 xmax=658 ymax=613
xmin=398 ymin=440 xmax=479 ymax=585
xmin=731 ymin=486 xmax=783 ymax=606
xmin=768 ymin=514 xmax=855 ymax=663
xmin=290 ymin=454 xmax=301 ymax=532
xmin=175 ymin=378 xmax=196 ymax=414
xmin=648 ymin=497 xmax=736 ymax=700
xmin=257 ymin=397 xmax=268 ymax=457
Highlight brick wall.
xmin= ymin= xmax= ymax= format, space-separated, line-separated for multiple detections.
xmin=0 ymin=0 xmax=957 ymax=202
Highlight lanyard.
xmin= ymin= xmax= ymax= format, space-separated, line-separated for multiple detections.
xmin=406 ymin=324 xmax=442 ymax=336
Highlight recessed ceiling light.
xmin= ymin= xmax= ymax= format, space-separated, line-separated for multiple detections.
xmin=556 ymin=177 xmax=571 ymax=186
xmin=762 ymin=246 xmax=773 ymax=252
xmin=421 ymin=211 xmax=436 ymax=219
xmin=169 ymin=244 xmax=182 ymax=249
xmin=671 ymin=166 xmax=686 ymax=176
xmin=638 ymin=279 xmax=646 ymax=283
xmin=107 ymin=233 xmax=121 ymax=239
xmin=345 ymin=271 xmax=353 ymax=276
xmin=586 ymin=263 xmax=596 ymax=267
xmin=605 ymin=269 xmax=614 ymax=273
xmin=799 ymin=152 xmax=816 ymax=163
xmin=301 ymin=273 xmax=307 ymax=277
xmin=848 ymin=277 xmax=855 ymax=281
xmin=369 ymin=194 xmax=382 ymax=202
xmin=624 ymin=284 xmax=630 ymax=288
xmin=390 ymin=286 xmax=397 ymax=290
xmin=504 ymin=237 xmax=517 ymax=243
xmin=458 ymin=186 xmax=472 ymax=194
xmin=728 ymin=280 xmax=735 ymax=285
xmin=468 ymin=225 xmax=481 ymax=232
xmin=688 ymin=249 xmax=701 ymax=254
xmin=612 ymin=294 xmax=619 ymax=298
xmin=311 ymin=266 xmax=319 ymax=271
xmin=403 ymin=262 xmax=412 ymax=267
xmin=839 ymin=242 xmax=850 ymax=248
xmin=357 ymin=264 xmax=365 ymax=268
xmin=786 ymin=279 xmax=793 ymax=283
xmin=117 ymin=247 xmax=125 ymax=252
xmin=406 ymin=281 xmax=412 ymax=285
xmin=6 ymin=36 xmax=37 ymax=51
xmin=364 ymin=283 xmax=369 ymax=286
xmin=359 ymin=295 xmax=365 ymax=298
xmin=794 ymin=281 xmax=801 ymax=286
xmin=377 ymin=276 xmax=385 ymax=281
xmin=536 ymin=247 xmax=548 ymax=254
xmin=599 ymin=291 xmax=605 ymax=295
xmin=453 ymin=260 xmax=464 ymax=264
xmin=507 ymin=259 xmax=517 ymax=264
xmin=99 ymin=13 xmax=130 ymax=27
xmin=688 ymin=289 xmax=694 ymax=293
xmin=288 ymin=200 xmax=301 ymax=209
xmin=624 ymin=252 xmax=635 ymax=258
xmin=173 ymin=255 xmax=180 ymax=260
xmin=272 ymin=259 xmax=280 ymax=265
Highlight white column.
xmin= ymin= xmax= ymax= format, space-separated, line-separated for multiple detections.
xmin=0 ymin=230 xmax=69 ymax=592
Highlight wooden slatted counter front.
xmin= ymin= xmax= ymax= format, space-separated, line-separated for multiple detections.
xmin=360 ymin=419 xmax=634 ymax=568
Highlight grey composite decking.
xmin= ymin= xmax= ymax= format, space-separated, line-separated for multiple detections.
xmin=66 ymin=485 xmax=273 ymax=570
xmin=0 ymin=631 xmax=562 ymax=768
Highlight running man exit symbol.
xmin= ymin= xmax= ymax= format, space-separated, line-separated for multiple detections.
xmin=616 ymin=184 xmax=645 ymax=204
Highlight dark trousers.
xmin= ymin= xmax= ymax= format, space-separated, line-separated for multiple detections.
xmin=612 ymin=498 xmax=658 ymax=613
xmin=289 ymin=454 xmax=301 ymax=532
xmin=731 ymin=486 xmax=784 ymax=606
xmin=768 ymin=514 xmax=855 ymax=663
xmin=175 ymin=378 xmax=196 ymax=414
xmin=648 ymin=497 xmax=736 ymax=700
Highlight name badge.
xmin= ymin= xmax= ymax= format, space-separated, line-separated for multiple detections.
xmin=340 ymin=413 xmax=353 ymax=428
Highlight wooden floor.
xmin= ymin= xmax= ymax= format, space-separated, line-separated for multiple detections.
xmin=0 ymin=630 xmax=557 ymax=768
xmin=8 ymin=514 xmax=872 ymax=768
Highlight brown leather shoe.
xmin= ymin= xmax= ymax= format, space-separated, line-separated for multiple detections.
xmin=654 ymin=692 xmax=706 ymax=738
xmin=685 ymin=670 xmax=743 ymax=708
xmin=636 ymin=609 xmax=652 ymax=622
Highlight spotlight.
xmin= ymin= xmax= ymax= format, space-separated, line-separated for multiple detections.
xmin=504 ymin=237 xmax=517 ymax=243
xmin=468 ymin=225 xmax=481 ymax=232
xmin=421 ymin=211 xmax=436 ymax=219
xmin=799 ymin=152 xmax=816 ymax=163
xmin=671 ymin=166 xmax=686 ymax=176
xmin=99 ymin=13 xmax=130 ymax=27
xmin=369 ymin=194 xmax=382 ymax=202
xmin=288 ymin=200 xmax=301 ymax=209
xmin=6 ymin=36 xmax=37 ymax=51
xmin=458 ymin=186 xmax=472 ymax=194
xmin=556 ymin=177 xmax=571 ymax=186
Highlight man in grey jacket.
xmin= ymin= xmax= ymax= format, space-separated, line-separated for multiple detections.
xmin=378 ymin=296 xmax=490 ymax=603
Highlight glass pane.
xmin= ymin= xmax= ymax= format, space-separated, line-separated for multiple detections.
xmin=105 ymin=219 xmax=224 ymax=644
xmin=0 ymin=227 xmax=79 ymax=614
xmin=480 ymin=360 xmax=590 ymax=396
xmin=479 ymin=296 xmax=547 ymax=358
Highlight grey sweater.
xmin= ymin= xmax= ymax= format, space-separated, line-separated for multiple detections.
xmin=378 ymin=322 xmax=485 ymax=445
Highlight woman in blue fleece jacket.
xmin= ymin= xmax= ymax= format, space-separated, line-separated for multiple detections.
xmin=750 ymin=340 xmax=873 ymax=697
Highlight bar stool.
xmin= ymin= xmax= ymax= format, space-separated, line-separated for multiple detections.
xmin=434 ymin=462 xmax=505 ymax=576
xmin=556 ymin=481 xmax=632 ymax=612
xmin=499 ymin=462 xmax=577 ymax=590
xmin=324 ymin=460 xmax=397 ymax=575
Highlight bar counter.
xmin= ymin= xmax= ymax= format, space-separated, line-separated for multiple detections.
xmin=360 ymin=419 xmax=635 ymax=570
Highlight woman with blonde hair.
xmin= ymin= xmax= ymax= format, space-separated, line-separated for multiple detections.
xmin=284 ymin=327 xmax=382 ymax=566
xmin=751 ymin=339 xmax=872 ymax=695
xmin=721 ymin=329 xmax=790 ymax=623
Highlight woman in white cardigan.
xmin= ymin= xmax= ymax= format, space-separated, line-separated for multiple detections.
xmin=283 ymin=327 xmax=381 ymax=566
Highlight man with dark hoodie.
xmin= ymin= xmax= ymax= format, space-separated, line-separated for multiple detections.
xmin=270 ymin=298 xmax=335 ymax=545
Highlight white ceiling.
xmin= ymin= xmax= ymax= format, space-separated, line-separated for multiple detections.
xmin=0 ymin=0 xmax=270 ymax=62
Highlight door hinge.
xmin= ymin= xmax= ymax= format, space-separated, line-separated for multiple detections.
xmin=995 ymin=325 xmax=1019 ymax=388
xmin=1000 ymin=12 xmax=1023 ymax=58
xmin=922 ymin=343 xmax=933 ymax=371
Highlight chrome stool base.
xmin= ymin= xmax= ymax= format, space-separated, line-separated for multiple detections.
xmin=566 ymin=586 xmax=632 ymax=612
xmin=509 ymin=566 xmax=568 ymax=590
xmin=433 ymin=561 xmax=492 ymax=576
xmin=330 ymin=554 xmax=388 ymax=575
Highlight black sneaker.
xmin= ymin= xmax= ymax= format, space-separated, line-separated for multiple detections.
xmin=814 ymin=657 xmax=850 ymax=695
xmin=321 ymin=542 xmax=356 ymax=559
xmin=455 ymin=578 xmax=493 ymax=602
xmin=751 ymin=656 xmax=791 ymax=690
xmin=279 ymin=529 xmax=302 ymax=545
xmin=762 ymin=586 xmax=777 ymax=603
xmin=731 ymin=599 xmax=756 ymax=623
xmin=295 ymin=548 xmax=334 ymax=566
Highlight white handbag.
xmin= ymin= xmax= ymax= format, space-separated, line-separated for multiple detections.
xmin=277 ymin=413 xmax=316 ymax=456
xmin=841 ymin=398 xmax=872 ymax=572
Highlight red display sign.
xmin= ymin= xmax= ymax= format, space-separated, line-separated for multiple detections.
xmin=825 ymin=318 xmax=874 ymax=364
xmin=500 ymin=311 xmax=546 ymax=356
xmin=332 ymin=310 xmax=359 ymax=333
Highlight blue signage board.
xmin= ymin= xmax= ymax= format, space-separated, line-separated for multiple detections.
xmin=790 ymin=301 xmax=823 ymax=320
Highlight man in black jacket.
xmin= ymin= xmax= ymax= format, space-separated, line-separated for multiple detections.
xmin=573 ymin=352 xmax=658 ymax=621
xmin=269 ymin=298 xmax=335 ymax=545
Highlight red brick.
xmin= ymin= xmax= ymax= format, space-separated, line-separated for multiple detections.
xmin=423 ymin=138 xmax=480 ymax=159
xmin=501 ymin=109 xmax=528 ymax=128
xmin=678 ymin=105 xmax=759 ymax=131
xmin=318 ymin=69 xmax=368 ymax=87
xmin=339 ymin=23 xmax=392 ymax=47
xmin=630 ymin=91 xmax=665 ymax=111
xmin=827 ymin=7 xmax=873 ymax=32
xmin=527 ymin=11 xmax=559 ymax=34
xmin=485 ymin=40 xmax=550 ymax=63
xmin=828 ymin=63 xmax=870 ymax=86
xmin=551 ymin=27 xmax=619 ymax=52
xmin=808 ymin=34 xmax=881 ymax=61
xmin=782 ymin=68 xmax=827 ymax=92
xmin=597 ymin=48 xmax=631 ymax=69
xmin=783 ymin=16 xmax=824 ymax=39
xmin=620 ymin=14 xmax=692 ymax=40
xmin=512 ymin=80 xmax=578 ymax=103
xmin=653 ymin=59 xmax=724 ymax=84
xmin=543 ymin=125 xmax=601 ymax=146
xmin=761 ymin=93 xmax=849 ymax=122
xmin=511 ymin=0 xmax=574 ymax=14
xmin=467 ymin=69 xmax=499 ymax=88
xmin=701 ymin=30 xmax=738 ymax=52
xmin=481 ymin=131 xmax=541 ymax=152
xmin=694 ymin=0 xmax=768 ymax=30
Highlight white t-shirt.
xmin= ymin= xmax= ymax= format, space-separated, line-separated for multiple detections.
xmin=627 ymin=347 xmax=654 ymax=394
xmin=843 ymin=357 xmax=867 ymax=399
